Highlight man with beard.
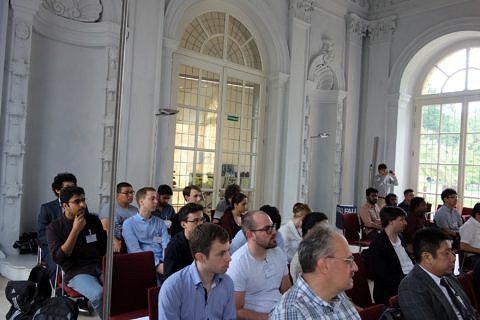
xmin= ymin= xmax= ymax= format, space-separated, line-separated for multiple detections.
xmin=270 ymin=224 xmax=360 ymax=319
xmin=227 ymin=211 xmax=291 ymax=319
xmin=359 ymin=188 xmax=382 ymax=240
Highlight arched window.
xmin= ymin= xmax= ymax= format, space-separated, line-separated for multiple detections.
xmin=415 ymin=46 xmax=480 ymax=209
xmin=171 ymin=12 xmax=264 ymax=211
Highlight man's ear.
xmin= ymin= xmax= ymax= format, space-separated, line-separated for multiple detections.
xmin=180 ymin=220 xmax=187 ymax=229
xmin=194 ymin=252 xmax=206 ymax=263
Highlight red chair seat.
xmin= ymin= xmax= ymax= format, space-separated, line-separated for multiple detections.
xmin=110 ymin=308 xmax=148 ymax=320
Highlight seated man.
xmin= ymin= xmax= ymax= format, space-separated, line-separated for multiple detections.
xmin=359 ymin=187 xmax=382 ymax=240
xmin=163 ymin=203 xmax=205 ymax=279
xmin=151 ymin=184 xmax=176 ymax=231
xmin=122 ymin=187 xmax=170 ymax=275
xmin=385 ymin=193 xmax=398 ymax=206
xmin=435 ymin=188 xmax=463 ymax=248
xmin=369 ymin=206 xmax=413 ymax=304
xmin=270 ymin=224 xmax=360 ymax=319
xmin=170 ymin=185 xmax=210 ymax=235
xmin=213 ymin=183 xmax=241 ymax=223
xmin=46 ymin=186 xmax=106 ymax=318
xmin=459 ymin=202 xmax=480 ymax=266
xmin=398 ymin=228 xmax=479 ymax=320
xmin=37 ymin=172 xmax=77 ymax=286
xmin=98 ymin=182 xmax=137 ymax=252
xmin=404 ymin=196 xmax=428 ymax=244
xmin=158 ymin=223 xmax=235 ymax=319
xmin=398 ymin=188 xmax=415 ymax=213
xmin=227 ymin=210 xmax=291 ymax=319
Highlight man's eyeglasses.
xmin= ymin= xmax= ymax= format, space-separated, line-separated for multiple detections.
xmin=447 ymin=195 xmax=458 ymax=199
xmin=250 ymin=224 xmax=276 ymax=234
xmin=325 ymin=256 xmax=355 ymax=267
xmin=119 ymin=191 xmax=135 ymax=195
xmin=186 ymin=217 xmax=206 ymax=224
xmin=69 ymin=198 xmax=87 ymax=205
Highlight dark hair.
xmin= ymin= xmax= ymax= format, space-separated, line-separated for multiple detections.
xmin=190 ymin=223 xmax=229 ymax=257
xmin=225 ymin=184 xmax=241 ymax=201
xmin=413 ymin=228 xmax=451 ymax=262
xmin=302 ymin=212 xmax=328 ymax=237
xmin=403 ymin=189 xmax=414 ymax=196
xmin=409 ymin=197 xmax=425 ymax=211
xmin=380 ymin=206 xmax=406 ymax=228
xmin=441 ymin=188 xmax=457 ymax=202
xmin=259 ymin=205 xmax=281 ymax=230
xmin=292 ymin=203 xmax=311 ymax=219
xmin=232 ymin=193 xmax=247 ymax=206
xmin=59 ymin=186 xmax=85 ymax=204
xmin=136 ymin=187 xmax=156 ymax=203
xmin=178 ymin=203 xmax=204 ymax=222
xmin=298 ymin=224 xmax=335 ymax=273
xmin=157 ymin=184 xmax=173 ymax=196
xmin=116 ymin=182 xmax=132 ymax=193
xmin=51 ymin=173 xmax=77 ymax=196
xmin=472 ymin=203 xmax=480 ymax=218
xmin=366 ymin=187 xmax=378 ymax=197
xmin=378 ymin=163 xmax=387 ymax=171
xmin=183 ymin=185 xmax=201 ymax=199
xmin=385 ymin=193 xmax=398 ymax=206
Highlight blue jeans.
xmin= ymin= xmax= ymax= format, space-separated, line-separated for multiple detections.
xmin=68 ymin=273 xmax=103 ymax=319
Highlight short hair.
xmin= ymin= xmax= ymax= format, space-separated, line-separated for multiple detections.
xmin=178 ymin=203 xmax=204 ymax=222
xmin=51 ymin=173 xmax=77 ymax=196
xmin=441 ymin=188 xmax=457 ymax=202
xmin=231 ymin=193 xmax=247 ymax=206
xmin=224 ymin=184 xmax=241 ymax=201
xmin=59 ymin=186 xmax=85 ymax=204
xmin=302 ymin=212 xmax=328 ymax=237
xmin=242 ymin=211 xmax=261 ymax=232
xmin=366 ymin=187 xmax=378 ymax=197
xmin=190 ymin=223 xmax=229 ymax=257
xmin=298 ymin=223 xmax=335 ymax=273
xmin=380 ymin=206 xmax=406 ymax=228
xmin=135 ymin=187 xmax=156 ymax=203
xmin=472 ymin=203 xmax=480 ymax=218
xmin=378 ymin=163 xmax=387 ymax=171
xmin=259 ymin=205 xmax=281 ymax=230
xmin=183 ymin=185 xmax=201 ymax=199
xmin=292 ymin=202 xmax=312 ymax=219
xmin=157 ymin=184 xmax=173 ymax=196
xmin=413 ymin=228 xmax=452 ymax=262
xmin=409 ymin=197 xmax=425 ymax=211
xmin=116 ymin=182 xmax=132 ymax=193
xmin=403 ymin=188 xmax=414 ymax=196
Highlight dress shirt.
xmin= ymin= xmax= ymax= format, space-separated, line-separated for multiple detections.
xmin=373 ymin=174 xmax=398 ymax=197
xmin=158 ymin=262 xmax=236 ymax=320
xmin=279 ymin=220 xmax=302 ymax=262
xmin=460 ymin=216 xmax=480 ymax=253
xmin=358 ymin=202 xmax=381 ymax=235
xmin=269 ymin=276 xmax=360 ymax=320
xmin=435 ymin=205 xmax=462 ymax=232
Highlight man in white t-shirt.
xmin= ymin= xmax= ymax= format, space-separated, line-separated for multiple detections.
xmin=226 ymin=211 xmax=291 ymax=319
xmin=459 ymin=202 xmax=480 ymax=266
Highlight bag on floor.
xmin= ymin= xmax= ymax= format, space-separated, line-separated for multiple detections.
xmin=32 ymin=296 xmax=78 ymax=320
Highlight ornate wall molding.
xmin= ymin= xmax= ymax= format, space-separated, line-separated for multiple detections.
xmin=289 ymin=0 xmax=315 ymax=23
xmin=347 ymin=13 xmax=369 ymax=43
xmin=42 ymin=0 xmax=103 ymax=23
xmin=367 ymin=15 xmax=396 ymax=43
xmin=299 ymin=95 xmax=311 ymax=203
xmin=308 ymin=37 xmax=337 ymax=90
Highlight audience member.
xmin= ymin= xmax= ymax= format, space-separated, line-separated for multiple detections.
xmin=122 ymin=187 xmax=170 ymax=275
xmin=47 ymin=186 xmax=106 ymax=318
xmin=459 ymin=202 xmax=480 ymax=266
xmin=163 ymin=203 xmax=205 ymax=279
xmin=279 ymin=202 xmax=311 ymax=263
xmin=398 ymin=228 xmax=479 ymax=320
xmin=373 ymin=163 xmax=398 ymax=207
xmin=369 ymin=206 xmax=413 ymax=305
xmin=398 ymin=189 xmax=415 ymax=213
xmin=359 ymin=187 xmax=382 ymax=240
xmin=158 ymin=223 xmax=235 ymax=319
xmin=435 ymin=188 xmax=462 ymax=248
xmin=37 ymin=172 xmax=77 ymax=286
xmin=151 ymin=184 xmax=176 ymax=231
xmin=98 ymin=182 xmax=137 ymax=252
xmin=385 ymin=193 xmax=398 ymax=206
xmin=170 ymin=185 xmax=210 ymax=235
xmin=269 ymin=224 xmax=360 ymax=319
xmin=219 ymin=193 xmax=248 ymax=239
xmin=227 ymin=211 xmax=291 ymax=319
xmin=404 ymin=196 xmax=428 ymax=244
xmin=213 ymin=184 xmax=241 ymax=223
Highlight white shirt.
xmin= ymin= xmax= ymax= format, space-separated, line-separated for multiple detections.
xmin=279 ymin=220 xmax=302 ymax=262
xmin=391 ymin=237 xmax=413 ymax=274
xmin=459 ymin=216 xmax=480 ymax=252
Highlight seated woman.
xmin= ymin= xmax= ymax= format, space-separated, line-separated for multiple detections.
xmin=219 ymin=193 xmax=248 ymax=239
xmin=279 ymin=203 xmax=311 ymax=262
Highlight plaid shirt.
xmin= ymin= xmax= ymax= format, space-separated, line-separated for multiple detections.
xmin=269 ymin=276 xmax=360 ymax=320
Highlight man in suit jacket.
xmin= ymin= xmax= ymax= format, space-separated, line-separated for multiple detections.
xmin=37 ymin=172 xmax=77 ymax=286
xmin=399 ymin=228 xmax=479 ymax=320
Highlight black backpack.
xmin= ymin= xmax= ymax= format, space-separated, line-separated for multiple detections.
xmin=378 ymin=307 xmax=404 ymax=320
xmin=32 ymin=296 xmax=78 ymax=320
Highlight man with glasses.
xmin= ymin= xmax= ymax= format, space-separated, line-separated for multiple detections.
xmin=270 ymin=223 xmax=360 ymax=319
xmin=163 ymin=203 xmax=205 ymax=279
xmin=171 ymin=185 xmax=211 ymax=235
xmin=47 ymin=186 xmax=106 ymax=318
xmin=227 ymin=211 xmax=291 ymax=319
xmin=122 ymin=187 xmax=171 ymax=275
xmin=399 ymin=228 xmax=479 ymax=320
xmin=99 ymin=182 xmax=137 ymax=252
xmin=435 ymin=188 xmax=463 ymax=248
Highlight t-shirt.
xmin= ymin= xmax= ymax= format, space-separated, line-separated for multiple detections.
xmin=99 ymin=202 xmax=138 ymax=239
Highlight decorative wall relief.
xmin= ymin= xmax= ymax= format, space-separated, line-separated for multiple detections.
xmin=308 ymin=38 xmax=337 ymax=90
xmin=289 ymin=0 xmax=315 ymax=22
xmin=42 ymin=0 xmax=103 ymax=22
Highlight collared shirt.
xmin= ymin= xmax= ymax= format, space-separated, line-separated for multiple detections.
xmin=373 ymin=174 xmax=398 ymax=197
xmin=122 ymin=213 xmax=170 ymax=266
xmin=158 ymin=262 xmax=236 ymax=320
xmin=359 ymin=202 xmax=381 ymax=234
xmin=391 ymin=237 xmax=414 ymax=274
xmin=460 ymin=216 xmax=480 ymax=252
xmin=98 ymin=202 xmax=137 ymax=239
xmin=435 ymin=205 xmax=462 ymax=232
xmin=269 ymin=276 xmax=360 ymax=320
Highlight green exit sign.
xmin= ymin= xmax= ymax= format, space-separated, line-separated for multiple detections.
xmin=227 ymin=115 xmax=239 ymax=121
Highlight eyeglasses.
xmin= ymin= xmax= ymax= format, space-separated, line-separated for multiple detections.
xmin=447 ymin=195 xmax=458 ymax=199
xmin=250 ymin=224 xmax=276 ymax=234
xmin=186 ymin=217 xmax=206 ymax=224
xmin=69 ymin=198 xmax=87 ymax=205
xmin=325 ymin=256 xmax=355 ymax=267
xmin=119 ymin=191 xmax=135 ymax=195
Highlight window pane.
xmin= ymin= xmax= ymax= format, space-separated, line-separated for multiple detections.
xmin=197 ymin=111 xmax=217 ymax=149
xmin=467 ymin=69 xmax=480 ymax=90
xmin=199 ymin=70 xmax=220 ymax=111
xmin=198 ymin=12 xmax=225 ymax=36
xmin=467 ymin=102 xmax=480 ymax=133
xmin=421 ymin=105 xmax=440 ymax=133
xmin=174 ymin=149 xmax=194 ymax=187
xmin=202 ymin=36 xmax=224 ymax=59
xmin=227 ymin=39 xmax=244 ymax=66
xmin=440 ymin=103 xmax=461 ymax=133
xmin=463 ymin=165 xmax=480 ymax=199
xmin=442 ymin=70 xmax=466 ymax=93
xmin=194 ymin=151 xmax=215 ymax=189
xmin=239 ymin=154 xmax=256 ymax=189
xmin=437 ymin=49 xmax=467 ymax=75
xmin=469 ymin=47 xmax=480 ymax=69
xmin=436 ymin=165 xmax=458 ymax=191
xmin=438 ymin=134 xmax=460 ymax=163
xmin=419 ymin=134 xmax=438 ymax=163
xmin=417 ymin=164 xmax=438 ymax=195
xmin=175 ymin=108 xmax=196 ymax=148
xmin=422 ymin=67 xmax=447 ymax=94
xmin=228 ymin=16 xmax=251 ymax=46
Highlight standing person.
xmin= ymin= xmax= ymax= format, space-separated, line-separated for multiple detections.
xmin=373 ymin=163 xmax=398 ymax=207
xmin=152 ymin=184 xmax=176 ymax=231
xmin=158 ymin=223 xmax=236 ymax=319
xmin=46 ymin=186 xmax=106 ymax=319
xmin=399 ymin=189 xmax=415 ymax=213
xmin=98 ymin=182 xmax=137 ymax=253
xmin=219 ymin=193 xmax=248 ymax=239
xmin=279 ymin=202 xmax=311 ymax=263
xmin=213 ymin=183 xmax=241 ymax=223
xmin=434 ymin=188 xmax=463 ymax=248
xmin=270 ymin=224 xmax=360 ymax=319
xmin=359 ymin=187 xmax=382 ymax=240
xmin=37 ymin=172 xmax=77 ymax=286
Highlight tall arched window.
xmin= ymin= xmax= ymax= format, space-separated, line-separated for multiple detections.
xmin=415 ymin=46 xmax=480 ymax=209
xmin=171 ymin=12 xmax=264 ymax=211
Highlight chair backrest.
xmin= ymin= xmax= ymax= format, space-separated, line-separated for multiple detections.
xmin=103 ymin=251 xmax=157 ymax=316
xmin=358 ymin=303 xmax=385 ymax=320
xmin=341 ymin=213 xmax=361 ymax=242
xmin=457 ymin=271 xmax=479 ymax=311
xmin=462 ymin=207 xmax=473 ymax=216
xmin=388 ymin=294 xmax=399 ymax=308
xmin=148 ymin=286 xmax=160 ymax=320
xmin=345 ymin=252 xmax=373 ymax=307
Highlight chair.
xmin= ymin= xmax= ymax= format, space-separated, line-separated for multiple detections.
xmin=345 ymin=253 xmax=374 ymax=308
xmin=55 ymin=265 xmax=91 ymax=314
xmin=457 ymin=271 xmax=479 ymax=311
xmin=388 ymin=294 xmax=399 ymax=308
xmin=148 ymin=286 xmax=160 ymax=320
xmin=341 ymin=213 xmax=371 ymax=252
xmin=359 ymin=303 xmax=385 ymax=320
xmin=462 ymin=207 xmax=473 ymax=216
xmin=104 ymin=251 xmax=157 ymax=320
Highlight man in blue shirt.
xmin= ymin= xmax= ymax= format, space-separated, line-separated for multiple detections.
xmin=158 ymin=223 xmax=235 ymax=319
xmin=122 ymin=187 xmax=170 ymax=275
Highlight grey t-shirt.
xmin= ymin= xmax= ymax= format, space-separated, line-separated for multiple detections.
xmin=99 ymin=202 xmax=138 ymax=238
